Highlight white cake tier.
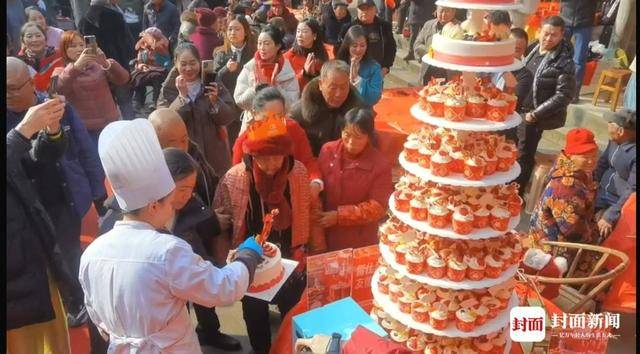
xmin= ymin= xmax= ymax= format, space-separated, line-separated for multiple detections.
xmin=399 ymin=152 xmax=521 ymax=187
xmin=411 ymin=104 xmax=522 ymax=131
xmin=371 ymin=269 xmax=517 ymax=337
xmin=423 ymin=55 xmax=524 ymax=73
xmin=434 ymin=0 xmax=523 ymax=10
xmin=379 ymin=244 xmax=519 ymax=289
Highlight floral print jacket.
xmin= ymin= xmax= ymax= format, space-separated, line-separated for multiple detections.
xmin=530 ymin=153 xmax=598 ymax=245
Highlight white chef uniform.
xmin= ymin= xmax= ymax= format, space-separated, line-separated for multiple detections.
xmin=79 ymin=119 xmax=250 ymax=353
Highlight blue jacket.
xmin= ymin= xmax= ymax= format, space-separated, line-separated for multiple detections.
xmin=7 ymin=100 xmax=106 ymax=217
xmin=594 ymin=140 xmax=636 ymax=224
xmin=355 ymin=58 xmax=383 ymax=107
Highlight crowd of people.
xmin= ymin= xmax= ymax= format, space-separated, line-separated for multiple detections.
xmin=5 ymin=0 xmax=636 ymax=354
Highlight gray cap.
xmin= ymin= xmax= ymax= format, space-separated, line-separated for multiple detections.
xmin=604 ymin=108 xmax=636 ymax=130
xmin=332 ymin=0 xmax=348 ymax=8
xmin=356 ymin=0 xmax=376 ymax=8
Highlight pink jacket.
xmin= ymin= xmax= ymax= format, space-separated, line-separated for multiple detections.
xmin=213 ymin=160 xmax=311 ymax=249
xmin=318 ymin=140 xmax=393 ymax=251
xmin=56 ymin=59 xmax=130 ymax=131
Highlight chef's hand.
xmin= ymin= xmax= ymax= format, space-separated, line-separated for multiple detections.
xmin=176 ymin=75 xmax=189 ymax=98
xmin=318 ymin=211 xmax=338 ymax=228
xmin=214 ymin=207 xmax=231 ymax=231
xmin=597 ymin=218 xmax=613 ymax=239
xmin=238 ymin=236 xmax=263 ymax=256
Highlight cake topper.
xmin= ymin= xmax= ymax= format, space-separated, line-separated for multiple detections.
xmin=256 ymin=208 xmax=280 ymax=245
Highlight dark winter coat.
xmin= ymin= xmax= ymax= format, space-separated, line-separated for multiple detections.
xmin=7 ymin=101 xmax=106 ymax=218
xmin=523 ymin=39 xmax=576 ymax=130
xmin=408 ymin=0 xmax=434 ymax=25
xmin=339 ymin=17 xmax=397 ymax=71
xmin=6 ymin=128 xmax=76 ymax=330
xmin=142 ymin=0 xmax=181 ymax=42
xmin=158 ymin=67 xmax=237 ymax=177
xmin=560 ymin=0 xmax=599 ymax=28
xmin=79 ymin=4 xmax=135 ymax=69
xmin=321 ymin=4 xmax=352 ymax=45
xmin=213 ymin=43 xmax=256 ymax=99
xmin=189 ymin=26 xmax=224 ymax=61
xmin=288 ymin=77 xmax=364 ymax=156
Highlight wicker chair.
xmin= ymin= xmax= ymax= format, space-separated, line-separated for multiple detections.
xmin=522 ymin=240 xmax=630 ymax=313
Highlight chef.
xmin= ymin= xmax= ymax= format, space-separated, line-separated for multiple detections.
xmin=79 ymin=118 xmax=263 ymax=353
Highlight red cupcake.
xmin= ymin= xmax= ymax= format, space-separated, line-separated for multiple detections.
xmin=484 ymin=254 xmax=504 ymax=279
xmin=452 ymin=205 xmax=474 ymax=235
xmin=388 ymin=282 xmax=403 ymax=303
xmin=394 ymin=244 xmax=409 ymax=265
xmin=464 ymin=255 xmax=486 ymax=281
xmin=398 ymin=294 xmax=414 ymax=314
xmin=417 ymin=146 xmax=434 ymax=169
xmin=486 ymin=99 xmax=508 ymax=122
xmin=425 ymin=94 xmax=446 ymax=117
xmin=507 ymin=194 xmax=523 ymax=217
xmin=394 ymin=190 xmax=413 ymax=212
xmin=411 ymin=302 xmax=430 ymax=323
xmin=455 ymin=308 xmax=477 ymax=332
xmin=426 ymin=253 xmax=446 ymax=279
xmin=449 ymin=148 xmax=465 ymax=174
xmin=473 ymin=207 xmax=491 ymax=229
xmin=474 ymin=304 xmax=490 ymax=326
xmin=481 ymin=150 xmax=498 ymax=176
xmin=406 ymin=250 xmax=425 ymax=274
xmin=501 ymin=92 xmax=517 ymax=115
xmin=463 ymin=156 xmax=487 ymax=181
xmin=429 ymin=150 xmax=452 ymax=177
xmin=428 ymin=303 xmax=449 ymax=330
xmin=403 ymin=140 xmax=421 ymax=163
xmin=466 ymin=94 xmax=487 ymax=118
xmin=427 ymin=203 xmax=451 ymax=229
xmin=444 ymin=96 xmax=467 ymax=122
xmin=496 ymin=143 xmax=516 ymax=172
xmin=447 ymin=256 xmax=468 ymax=281
xmin=410 ymin=198 xmax=429 ymax=222
xmin=489 ymin=206 xmax=511 ymax=232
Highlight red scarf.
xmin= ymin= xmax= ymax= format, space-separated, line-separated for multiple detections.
xmin=253 ymin=51 xmax=285 ymax=85
xmin=251 ymin=157 xmax=292 ymax=231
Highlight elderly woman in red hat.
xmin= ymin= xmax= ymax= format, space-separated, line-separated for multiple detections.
xmin=190 ymin=7 xmax=223 ymax=61
xmin=213 ymin=115 xmax=310 ymax=354
xmin=529 ymin=128 xmax=601 ymax=277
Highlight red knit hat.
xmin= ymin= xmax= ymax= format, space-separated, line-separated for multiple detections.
xmin=195 ymin=8 xmax=217 ymax=27
xmin=243 ymin=134 xmax=293 ymax=156
xmin=563 ymin=128 xmax=598 ymax=155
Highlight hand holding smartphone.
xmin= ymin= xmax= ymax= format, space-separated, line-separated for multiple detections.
xmin=84 ymin=35 xmax=97 ymax=55
xmin=201 ymin=60 xmax=217 ymax=87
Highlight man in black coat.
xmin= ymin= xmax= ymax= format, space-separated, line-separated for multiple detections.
xmin=560 ymin=0 xmax=598 ymax=102
xmin=79 ymin=0 xmax=136 ymax=121
xmin=515 ymin=16 xmax=576 ymax=195
xmin=6 ymin=57 xmax=77 ymax=348
xmin=403 ymin=0 xmax=434 ymax=61
xmin=339 ymin=0 xmax=397 ymax=77
xmin=322 ymin=0 xmax=352 ymax=45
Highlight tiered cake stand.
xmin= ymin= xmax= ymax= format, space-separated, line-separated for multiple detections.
xmin=370 ymin=1 xmax=523 ymax=352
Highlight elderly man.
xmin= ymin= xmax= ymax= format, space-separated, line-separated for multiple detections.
xmin=289 ymin=60 xmax=364 ymax=156
xmin=515 ymin=15 xmax=576 ymax=196
xmin=6 ymin=56 xmax=74 ymax=354
xmin=414 ymin=5 xmax=457 ymax=85
xmin=339 ymin=0 xmax=397 ymax=77
xmin=594 ymin=109 xmax=636 ymax=239
xmin=7 ymin=57 xmax=108 ymax=328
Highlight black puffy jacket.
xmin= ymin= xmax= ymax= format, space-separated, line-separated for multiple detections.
xmin=524 ymin=39 xmax=576 ymax=130
xmin=560 ymin=0 xmax=599 ymax=28
xmin=6 ymin=129 xmax=75 ymax=330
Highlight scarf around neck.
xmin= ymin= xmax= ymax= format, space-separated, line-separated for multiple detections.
xmin=253 ymin=51 xmax=285 ymax=85
xmin=250 ymin=157 xmax=292 ymax=231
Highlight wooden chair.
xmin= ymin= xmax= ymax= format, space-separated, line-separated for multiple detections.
xmin=592 ymin=69 xmax=632 ymax=111
xmin=522 ymin=241 xmax=630 ymax=313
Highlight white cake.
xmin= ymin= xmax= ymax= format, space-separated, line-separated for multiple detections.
xmin=249 ymin=242 xmax=285 ymax=292
xmin=430 ymin=34 xmax=516 ymax=67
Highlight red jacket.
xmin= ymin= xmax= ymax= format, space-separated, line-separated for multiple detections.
xmin=318 ymin=140 xmax=393 ymax=251
xmin=189 ymin=26 xmax=223 ymax=61
xmin=283 ymin=49 xmax=324 ymax=91
xmin=232 ymin=118 xmax=321 ymax=181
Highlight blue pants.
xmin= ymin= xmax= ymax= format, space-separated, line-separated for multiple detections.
xmin=565 ymin=25 xmax=593 ymax=95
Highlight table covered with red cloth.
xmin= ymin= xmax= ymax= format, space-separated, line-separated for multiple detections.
xmin=270 ymin=282 xmax=564 ymax=354
xmin=373 ymin=88 xmax=425 ymax=166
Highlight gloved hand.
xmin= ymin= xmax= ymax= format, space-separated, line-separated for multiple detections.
xmin=238 ymin=236 xmax=263 ymax=257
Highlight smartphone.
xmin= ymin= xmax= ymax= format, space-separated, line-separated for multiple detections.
xmin=84 ymin=35 xmax=97 ymax=55
xmin=48 ymin=75 xmax=59 ymax=97
xmin=201 ymin=60 xmax=216 ymax=86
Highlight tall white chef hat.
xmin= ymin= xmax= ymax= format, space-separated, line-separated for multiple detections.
xmin=98 ymin=119 xmax=175 ymax=212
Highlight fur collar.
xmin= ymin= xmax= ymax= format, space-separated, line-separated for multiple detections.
xmin=296 ymin=77 xmax=363 ymax=126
